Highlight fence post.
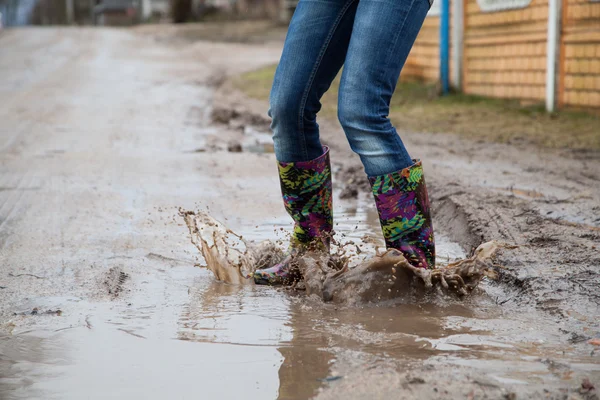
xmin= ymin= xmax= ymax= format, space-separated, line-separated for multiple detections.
xmin=66 ymin=0 xmax=74 ymax=24
xmin=451 ymin=0 xmax=463 ymax=90
xmin=440 ymin=0 xmax=450 ymax=94
xmin=546 ymin=0 xmax=561 ymax=112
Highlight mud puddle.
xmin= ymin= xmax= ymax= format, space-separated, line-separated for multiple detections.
xmin=192 ymin=126 xmax=275 ymax=155
xmin=1 ymin=199 xmax=598 ymax=399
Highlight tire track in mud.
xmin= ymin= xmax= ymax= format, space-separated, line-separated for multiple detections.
xmin=0 ymin=30 xmax=97 ymax=157
xmin=0 ymin=173 xmax=37 ymax=249
xmin=103 ymin=266 xmax=130 ymax=299
xmin=431 ymin=187 xmax=600 ymax=335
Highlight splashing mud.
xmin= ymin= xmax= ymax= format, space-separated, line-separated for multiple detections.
xmin=181 ymin=209 xmax=501 ymax=303
xmin=181 ymin=210 xmax=286 ymax=284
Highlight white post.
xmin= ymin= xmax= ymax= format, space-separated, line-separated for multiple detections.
xmin=546 ymin=0 xmax=561 ymax=112
xmin=141 ymin=0 xmax=152 ymax=20
xmin=452 ymin=0 xmax=464 ymax=90
xmin=66 ymin=0 xmax=74 ymax=24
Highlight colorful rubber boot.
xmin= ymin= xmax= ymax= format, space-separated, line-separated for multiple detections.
xmin=254 ymin=146 xmax=333 ymax=285
xmin=369 ymin=160 xmax=435 ymax=269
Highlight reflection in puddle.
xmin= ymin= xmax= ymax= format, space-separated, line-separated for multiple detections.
xmin=0 ymin=317 xmax=283 ymax=400
xmin=179 ymin=281 xmax=292 ymax=345
xmin=0 ymin=270 xmax=285 ymax=400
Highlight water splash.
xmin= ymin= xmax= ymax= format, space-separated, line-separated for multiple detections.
xmin=181 ymin=209 xmax=501 ymax=303
xmin=181 ymin=209 xmax=285 ymax=285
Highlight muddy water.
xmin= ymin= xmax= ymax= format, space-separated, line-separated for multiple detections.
xmin=2 ymin=198 xmax=598 ymax=399
xmin=0 ymin=28 xmax=597 ymax=400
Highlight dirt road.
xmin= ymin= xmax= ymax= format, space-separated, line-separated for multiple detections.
xmin=0 ymin=27 xmax=599 ymax=400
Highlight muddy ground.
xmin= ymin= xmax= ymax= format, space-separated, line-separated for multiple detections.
xmin=0 ymin=25 xmax=599 ymax=400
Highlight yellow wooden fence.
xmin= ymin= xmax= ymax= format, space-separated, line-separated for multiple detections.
xmin=400 ymin=0 xmax=600 ymax=112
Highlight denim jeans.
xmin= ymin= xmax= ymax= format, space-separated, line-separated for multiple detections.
xmin=269 ymin=0 xmax=430 ymax=177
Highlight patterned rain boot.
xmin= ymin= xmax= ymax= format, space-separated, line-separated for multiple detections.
xmin=369 ymin=160 xmax=435 ymax=269
xmin=254 ymin=146 xmax=333 ymax=285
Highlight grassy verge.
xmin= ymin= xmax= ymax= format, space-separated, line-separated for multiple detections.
xmin=231 ymin=65 xmax=600 ymax=150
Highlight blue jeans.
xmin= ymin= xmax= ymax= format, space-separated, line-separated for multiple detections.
xmin=269 ymin=0 xmax=430 ymax=177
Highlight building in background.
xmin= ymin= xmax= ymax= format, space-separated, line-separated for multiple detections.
xmin=0 ymin=0 xmax=43 ymax=26
xmin=165 ymin=0 xmax=286 ymax=21
xmin=93 ymin=0 xmax=140 ymax=25
xmin=140 ymin=0 xmax=168 ymax=20
xmin=0 ymin=0 xmax=164 ymax=25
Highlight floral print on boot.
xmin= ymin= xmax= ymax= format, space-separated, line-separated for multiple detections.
xmin=254 ymin=146 xmax=333 ymax=285
xmin=369 ymin=160 xmax=435 ymax=269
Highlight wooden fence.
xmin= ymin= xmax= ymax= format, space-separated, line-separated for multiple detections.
xmin=401 ymin=0 xmax=600 ymax=112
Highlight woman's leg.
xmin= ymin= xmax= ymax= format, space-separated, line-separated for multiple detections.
xmin=270 ymin=0 xmax=358 ymax=163
xmin=256 ymin=0 xmax=359 ymax=285
xmin=337 ymin=0 xmax=430 ymax=177
xmin=337 ymin=0 xmax=435 ymax=270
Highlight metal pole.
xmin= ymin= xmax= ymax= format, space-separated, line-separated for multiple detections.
xmin=440 ymin=0 xmax=450 ymax=94
xmin=545 ymin=0 xmax=561 ymax=112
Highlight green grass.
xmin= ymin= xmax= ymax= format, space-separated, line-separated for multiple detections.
xmin=232 ymin=64 xmax=600 ymax=150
